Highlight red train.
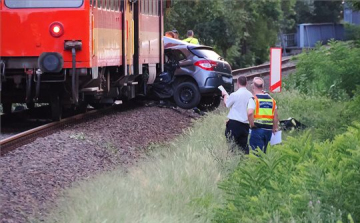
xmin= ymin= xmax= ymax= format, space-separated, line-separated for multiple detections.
xmin=0 ymin=0 xmax=170 ymax=120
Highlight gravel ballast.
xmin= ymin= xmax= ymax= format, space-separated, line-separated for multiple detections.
xmin=0 ymin=105 xmax=198 ymax=223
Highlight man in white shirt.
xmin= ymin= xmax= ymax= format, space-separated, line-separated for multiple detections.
xmin=222 ymin=76 xmax=253 ymax=154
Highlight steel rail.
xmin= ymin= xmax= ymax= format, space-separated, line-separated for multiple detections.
xmin=0 ymin=108 xmax=111 ymax=156
xmin=232 ymin=58 xmax=291 ymax=76
xmin=241 ymin=64 xmax=297 ymax=80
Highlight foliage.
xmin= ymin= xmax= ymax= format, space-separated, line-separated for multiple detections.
xmin=164 ymin=0 xmax=296 ymax=68
xmin=343 ymin=86 xmax=360 ymax=123
xmin=44 ymin=110 xmax=241 ymax=223
xmin=214 ymin=123 xmax=360 ymax=222
xmin=274 ymin=90 xmax=351 ymax=141
xmin=294 ymin=0 xmax=343 ymax=24
xmin=349 ymin=1 xmax=360 ymax=11
xmin=345 ymin=23 xmax=360 ymax=42
xmin=165 ymin=0 xmax=345 ymax=69
xmin=285 ymin=41 xmax=360 ymax=99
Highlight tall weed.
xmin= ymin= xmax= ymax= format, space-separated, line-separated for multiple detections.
xmin=286 ymin=40 xmax=360 ymax=99
xmin=274 ymin=90 xmax=351 ymax=141
xmin=345 ymin=23 xmax=360 ymax=42
xmin=215 ymin=124 xmax=360 ymax=222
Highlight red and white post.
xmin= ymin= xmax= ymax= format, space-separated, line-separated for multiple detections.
xmin=270 ymin=48 xmax=282 ymax=93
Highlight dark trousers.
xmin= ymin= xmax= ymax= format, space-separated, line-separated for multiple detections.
xmin=249 ymin=128 xmax=272 ymax=153
xmin=225 ymin=119 xmax=250 ymax=154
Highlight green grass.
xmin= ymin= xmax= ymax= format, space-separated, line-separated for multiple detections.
xmin=273 ymin=90 xmax=351 ymax=141
xmin=44 ymin=109 xmax=241 ymax=223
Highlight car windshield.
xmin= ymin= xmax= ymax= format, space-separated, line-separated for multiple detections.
xmin=190 ymin=48 xmax=222 ymax=61
xmin=5 ymin=0 xmax=83 ymax=8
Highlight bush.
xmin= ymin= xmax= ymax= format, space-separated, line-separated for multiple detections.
xmin=214 ymin=124 xmax=360 ymax=222
xmin=273 ymin=90 xmax=351 ymax=141
xmin=345 ymin=23 xmax=360 ymax=42
xmin=343 ymin=86 xmax=360 ymax=124
xmin=286 ymin=41 xmax=360 ymax=99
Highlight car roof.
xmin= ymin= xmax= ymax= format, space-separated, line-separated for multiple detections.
xmin=163 ymin=36 xmax=213 ymax=51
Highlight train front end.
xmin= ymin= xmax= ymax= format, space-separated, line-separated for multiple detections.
xmin=0 ymin=0 xmax=90 ymax=118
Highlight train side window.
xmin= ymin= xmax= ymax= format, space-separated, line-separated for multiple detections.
xmin=120 ymin=0 xmax=124 ymax=12
xmin=97 ymin=0 xmax=101 ymax=8
xmin=154 ymin=0 xmax=158 ymax=16
xmin=150 ymin=0 xmax=153 ymax=15
xmin=153 ymin=0 xmax=156 ymax=15
xmin=110 ymin=0 xmax=114 ymax=10
xmin=140 ymin=0 xmax=145 ymax=14
xmin=144 ymin=0 xmax=148 ymax=15
xmin=149 ymin=0 xmax=153 ymax=15
xmin=158 ymin=0 xmax=160 ymax=16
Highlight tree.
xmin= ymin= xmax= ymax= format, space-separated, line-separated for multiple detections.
xmin=353 ymin=1 xmax=360 ymax=11
xmin=164 ymin=0 xmax=297 ymax=69
xmin=294 ymin=0 xmax=343 ymax=24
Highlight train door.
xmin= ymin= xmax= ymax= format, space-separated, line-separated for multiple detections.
xmin=122 ymin=0 xmax=139 ymax=77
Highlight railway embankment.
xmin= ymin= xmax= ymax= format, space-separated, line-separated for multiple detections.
xmin=0 ymin=105 xmax=201 ymax=223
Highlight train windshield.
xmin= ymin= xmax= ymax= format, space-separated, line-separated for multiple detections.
xmin=5 ymin=0 xmax=83 ymax=8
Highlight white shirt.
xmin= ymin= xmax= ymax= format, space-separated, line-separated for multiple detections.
xmin=226 ymin=87 xmax=253 ymax=123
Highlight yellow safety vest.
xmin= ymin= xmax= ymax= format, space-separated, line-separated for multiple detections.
xmin=183 ymin=37 xmax=199 ymax=44
xmin=253 ymin=94 xmax=276 ymax=129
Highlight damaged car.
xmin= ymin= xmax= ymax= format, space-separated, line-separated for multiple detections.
xmin=151 ymin=37 xmax=233 ymax=111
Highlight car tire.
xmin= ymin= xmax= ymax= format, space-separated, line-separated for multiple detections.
xmin=173 ymin=81 xmax=201 ymax=109
xmin=198 ymin=96 xmax=221 ymax=111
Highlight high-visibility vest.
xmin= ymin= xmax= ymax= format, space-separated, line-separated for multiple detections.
xmin=253 ymin=94 xmax=276 ymax=129
xmin=183 ymin=37 xmax=199 ymax=45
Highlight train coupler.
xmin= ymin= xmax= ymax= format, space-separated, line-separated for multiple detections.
xmin=64 ymin=41 xmax=82 ymax=105
xmin=25 ymin=70 xmax=33 ymax=103
xmin=34 ymin=69 xmax=42 ymax=102
xmin=0 ymin=60 xmax=5 ymax=92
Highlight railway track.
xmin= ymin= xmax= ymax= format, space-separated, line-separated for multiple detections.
xmin=0 ymin=108 xmax=113 ymax=156
xmin=1 ymin=59 xmax=297 ymax=156
xmin=232 ymin=57 xmax=296 ymax=79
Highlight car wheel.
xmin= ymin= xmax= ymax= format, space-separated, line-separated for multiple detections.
xmin=198 ymin=96 xmax=221 ymax=111
xmin=173 ymin=81 xmax=201 ymax=109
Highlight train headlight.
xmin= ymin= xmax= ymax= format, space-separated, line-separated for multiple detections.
xmin=49 ymin=22 xmax=64 ymax=38
xmin=38 ymin=52 xmax=64 ymax=73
